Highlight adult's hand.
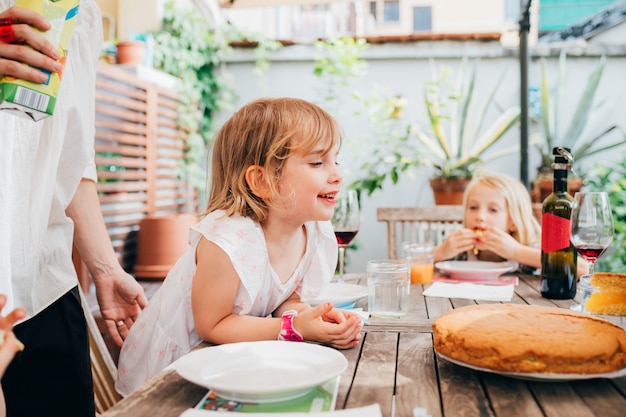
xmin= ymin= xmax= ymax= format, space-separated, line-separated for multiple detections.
xmin=0 ymin=6 xmax=62 ymax=82
xmin=93 ymin=271 xmax=148 ymax=347
xmin=67 ymin=179 xmax=149 ymax=347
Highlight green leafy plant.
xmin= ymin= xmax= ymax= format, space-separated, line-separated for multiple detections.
xmin=152 ymin=1 xmax=235 ymax=191
xmin=152 ymin=1 xmax=282 ymax=194
xmin=414 ymin=59 xmax=521 ymax=179
xmin=349 ymin=89 xmax=418 ymax=197
xmin=585 ymin=153 xmax=626 ymax=272
xmin=313 ymin=37 xmax=368 ymax=115
xmin=532 ymin=50 xmax=626 ymax=175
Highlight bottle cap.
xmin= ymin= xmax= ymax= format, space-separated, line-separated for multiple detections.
xmin=553 ymin=146 xmax=574 ymax=165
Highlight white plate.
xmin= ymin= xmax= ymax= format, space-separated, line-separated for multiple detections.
xmin=436 ymin=352 xmax=626 ymax=381
xmin=435 ymin=261 xmax=516 ymax=280
xmin=174 ymin=341 xmax=347 ymax=403
xmin=307 ymin=283 xmax=368 ymax=308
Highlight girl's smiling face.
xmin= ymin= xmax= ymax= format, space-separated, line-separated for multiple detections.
xmin=273 ymin=142 xmax=343 ymax=224
xmin=464 ymin=183 xmax=514 ymax=233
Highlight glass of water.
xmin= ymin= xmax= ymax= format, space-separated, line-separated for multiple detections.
xmin=367 ymin=259 xmax=410 ymax=317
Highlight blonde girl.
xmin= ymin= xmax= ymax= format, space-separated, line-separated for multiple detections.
xmin=434 ymin=174 xmax=542 ymax=269
xmin=116 ymin=98 xmax=362 ymax=396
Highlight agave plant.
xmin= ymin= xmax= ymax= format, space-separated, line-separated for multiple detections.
xmin=533 ymin=50 xmax=626 ymax=174
xmin=414 ymin=59 xmax=521 ymax=179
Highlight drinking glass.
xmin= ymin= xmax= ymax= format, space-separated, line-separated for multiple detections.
xmin=569 ymin=192 xmax=614 ymax=312
xmin=332 ymin=189 xmax=360 ymax=282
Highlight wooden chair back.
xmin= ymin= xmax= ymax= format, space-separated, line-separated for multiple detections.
xmin=377 ymin=206 xmax=464 ymax=259
xmin=78 ymin=286 xmax=122 ymax=413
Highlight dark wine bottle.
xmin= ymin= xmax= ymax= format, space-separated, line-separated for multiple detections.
xmin=540 ymin=147 xmax=577 ymax=299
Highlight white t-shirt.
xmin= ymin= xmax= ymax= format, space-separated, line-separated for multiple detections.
xmin=116 ymin=211 xmax=338 ymax=396
xmin=0 ymin=0 xmax=101 ymax=317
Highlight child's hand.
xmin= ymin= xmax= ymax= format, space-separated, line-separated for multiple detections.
xmin=435 ymin=228 xmax=477 ymax=261
xmin=474 ymin=226 xmax=519 ymax=260
xmin=0 ymin=294 xmax=26 ymax=376
xmin=294 ymin=303 xmax=362 ymax=350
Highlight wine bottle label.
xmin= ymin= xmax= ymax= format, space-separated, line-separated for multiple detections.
xmin=541 ymin=212 xmax=571 ymax=252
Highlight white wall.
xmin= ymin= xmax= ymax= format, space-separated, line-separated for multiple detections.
xmin=214 ymin=38 xmax=626 ymax=273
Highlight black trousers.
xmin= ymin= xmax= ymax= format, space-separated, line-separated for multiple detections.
xmin=2 ymin=287 xmax=95 ymax=417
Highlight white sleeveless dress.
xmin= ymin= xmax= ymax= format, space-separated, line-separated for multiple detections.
xmin=115 ymin=210 xmax=337 ymax=396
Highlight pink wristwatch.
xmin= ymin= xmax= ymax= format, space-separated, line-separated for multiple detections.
xmin=278 ymin=309 xmax=304 ymax=342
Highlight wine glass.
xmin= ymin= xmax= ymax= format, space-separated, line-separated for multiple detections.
xmin=332 ymin=189 xmax=360 ymax=283
xmin=569 ymin=192 xmax=614 ymax=312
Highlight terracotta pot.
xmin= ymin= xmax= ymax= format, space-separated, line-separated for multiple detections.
xmin=429 ymin=177 xmax=471 ymax=205
xmin=116 ymin=41 xmax=145 ymax=65
xmin=134 ymin=213 xmax=198 ymax=279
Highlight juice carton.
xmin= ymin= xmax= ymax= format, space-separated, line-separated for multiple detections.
xmin=0 ymin=0 xmax=80 ymax=121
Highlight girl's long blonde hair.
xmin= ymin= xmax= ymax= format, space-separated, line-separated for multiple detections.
xmin=462 ymin=174 xmax=541 ymax=246
xmin=205 ymin=97 xmax=342 ymax=222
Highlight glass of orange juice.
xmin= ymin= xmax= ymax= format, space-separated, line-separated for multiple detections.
xmin=401 ymin=242 xmax=434 ymax=284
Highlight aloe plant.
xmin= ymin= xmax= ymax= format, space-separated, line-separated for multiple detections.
xmin=534 ymin=51 xmax=625 ymax=173
xmin=414 ymin=59 xmax=521 ymax=179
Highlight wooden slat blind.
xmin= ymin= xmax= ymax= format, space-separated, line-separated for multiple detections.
xmin=93 ymin=62 xmax=195 ymax=274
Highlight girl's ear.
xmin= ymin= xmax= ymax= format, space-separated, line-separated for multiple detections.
xmin=246 ymin=165 xmax=271 ymax=199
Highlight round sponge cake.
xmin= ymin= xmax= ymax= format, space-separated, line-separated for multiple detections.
xmin=432 ymin=303 xmax=626 ymax=374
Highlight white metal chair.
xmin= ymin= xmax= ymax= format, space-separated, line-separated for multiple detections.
xmin=377 ymin=206 xmax=464 ymax=259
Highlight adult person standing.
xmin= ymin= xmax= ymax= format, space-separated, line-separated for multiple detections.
xmin=0 ymin=2 xmax=148 ymax=416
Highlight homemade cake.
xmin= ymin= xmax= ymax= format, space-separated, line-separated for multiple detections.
xmin=432 ymin=303 xmax=626 ymax=374
xmin=585 ymin=272 xmax=626 ymax=316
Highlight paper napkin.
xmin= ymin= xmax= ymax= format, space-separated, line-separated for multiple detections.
xmin=423 ymin=281 xmax=514 ymax=301
xmin=179 ymin=403 xmax=382 ymax=417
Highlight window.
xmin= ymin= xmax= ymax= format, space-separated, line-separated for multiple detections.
xmin=383 ymin=0 xmax=399 ymax=22
xmin=369 ymin=1 xmax=377 ymax=22
xmin=413 ymin=6 xmax=432 ymax=31
xmin=504 ymin=0 xmax=520 ymax=22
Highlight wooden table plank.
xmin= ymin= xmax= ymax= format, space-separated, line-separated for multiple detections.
xmin=528 ymin=382 xmax=596 ymax=417
xmin=103 ymin=368 xmax=206 ymax=417
xmin=395 ymin=332 xmax=441 ymax=417
xmin=481 ymin=373 xmax=544 ymax=417
xmin=436 ymin=355 xmax=495 ymax=417
xmin=424 ymin=294 xmax=453 ymax=319
xmin=570 ymin=380 xmax=626 ymax=417
xmin=336 ymin=339 xmax=362 ymax=408
xmin=345 ymin=332 xmax=397 ymax=417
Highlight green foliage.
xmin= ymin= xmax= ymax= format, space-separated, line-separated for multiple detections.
xmin=349 ymin=89 xmax=420 ymax=197
xmin=313 ymin=37 xmax=368 ymax=113
xmin=414 ymin=59 xmax=521 ymax=179
xmin=585 ymin=155 xmax=626 ymax=272
xmin=223 ymin=26 xmax=283 ymax=76
xmin=152 ymin=1 xmax=234 ymax=190
xmin=533 ymin=51 xmax=626 ymax=174
xmin=152 ymin=1 xmax=282 ymax=193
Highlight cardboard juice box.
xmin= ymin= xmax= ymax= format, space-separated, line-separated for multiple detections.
xmin=0 ymin=0 xmax=80 ymax=121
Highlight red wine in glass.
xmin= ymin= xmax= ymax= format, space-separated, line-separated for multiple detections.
xmin=575 ymin=244 xmax=608 ymax=264
xmin=569 ymin=192 xmax=614 ymax=312
xmin=332 ymin=190 xmax=360 ymax=282
xmin=335 ymin=229 xmax=358 ymax=246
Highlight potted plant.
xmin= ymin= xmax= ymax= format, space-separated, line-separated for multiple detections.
xmin=414 ymin=59 xmax=521 ymax=204
xmin=530 ymin=50 xmax=626 ymax=204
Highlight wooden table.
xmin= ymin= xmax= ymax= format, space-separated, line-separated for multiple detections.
xmin=102 ymin=274 xmax=626 ymax=417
